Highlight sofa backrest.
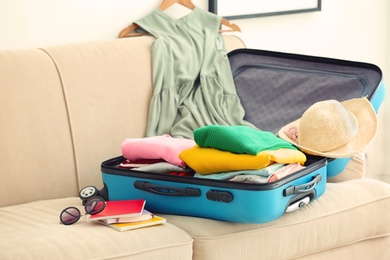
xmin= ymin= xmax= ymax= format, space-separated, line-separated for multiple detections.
xmin=0 ymin=49 xmax=79 ymax=206
xmin=42 ymin=37 xmax=156 ymax=195
xmin=0 ymin=35 xmax=245 ymax=207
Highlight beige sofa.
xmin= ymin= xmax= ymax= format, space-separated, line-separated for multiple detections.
xmin=1 ymin=35 xmax=390 ymax=260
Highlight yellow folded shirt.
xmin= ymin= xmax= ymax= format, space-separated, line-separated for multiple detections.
xmin=179 ymin=145 xmax=306 ymax=175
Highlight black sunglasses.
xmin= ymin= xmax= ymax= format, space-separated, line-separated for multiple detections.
xmin=60 ymin=196 xmax=106 ymax=225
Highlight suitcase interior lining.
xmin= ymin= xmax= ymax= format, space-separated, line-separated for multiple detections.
xmin=229 ymin=49 xmax=382 ymax=133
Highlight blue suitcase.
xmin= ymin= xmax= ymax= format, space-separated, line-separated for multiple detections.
xmin=100 ymin=49 xmax=384 ymax=223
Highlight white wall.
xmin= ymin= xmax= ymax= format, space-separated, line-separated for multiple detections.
xmin=0 ymin=0 xmax=207 ymax=49
xmin=1 ymin=0 xmax=389 ymax=180
xmin=1 ymin=1 xmax=387 ymax=66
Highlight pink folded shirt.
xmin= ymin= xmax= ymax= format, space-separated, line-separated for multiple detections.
xmin=121 ymin=134 xmax=196 ymax=167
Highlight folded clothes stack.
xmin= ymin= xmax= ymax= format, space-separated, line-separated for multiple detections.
xmin=119 ymin=98 xmax=378 ymax=184
xmin=120 ymin=126 xmax=307 ymax=183
xmin=179 ymin=125 xmax=307 ymax=184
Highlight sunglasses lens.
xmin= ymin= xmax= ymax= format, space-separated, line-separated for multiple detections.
xmin=85 ymin=197 xmax=105 ymax=215
xmin=60 ymin=207 xmax=81 ymax=225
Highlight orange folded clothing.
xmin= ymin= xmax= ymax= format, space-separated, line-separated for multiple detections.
xmin=179 ymin=145 xmax=306 ymax=175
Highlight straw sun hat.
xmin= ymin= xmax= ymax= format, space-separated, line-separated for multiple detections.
xmin=278 ymin=97 xmax=377 ymax=158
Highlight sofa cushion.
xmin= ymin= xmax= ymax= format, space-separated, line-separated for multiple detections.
xmin=162 ymin=178 xmax=390 ymax=260
xmin=0 ymin=197 xmax=193 ymax=260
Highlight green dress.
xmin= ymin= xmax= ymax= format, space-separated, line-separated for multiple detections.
xmin=135 ymin=7 xmax=256 ymax=139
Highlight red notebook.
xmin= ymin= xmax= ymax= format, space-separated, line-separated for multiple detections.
xmin=86 ymin=199 xmax=145 ymax=222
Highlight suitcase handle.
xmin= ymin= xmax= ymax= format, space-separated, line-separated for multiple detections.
xmin=134 ymin=181 xmax=201 ymax=197
xmin=283 ymin=174 xmax=322 ymax=197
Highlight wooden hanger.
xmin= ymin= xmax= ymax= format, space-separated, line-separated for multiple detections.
xmin=159 ymin=0 xmax=195 ymax=11
xmin=118 ymin=0 xmax=240 ymax=38
xmin=220 ymin=18 xmax=241 ymax=33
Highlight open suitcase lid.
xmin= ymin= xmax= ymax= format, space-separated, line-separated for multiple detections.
xmin=229 ymin=48 xmax=384 ymax=134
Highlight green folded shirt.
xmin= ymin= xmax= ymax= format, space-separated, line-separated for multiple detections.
xmin=194 ymin=125 xmax=297 ymax=155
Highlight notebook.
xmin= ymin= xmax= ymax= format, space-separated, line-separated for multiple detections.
xmin=86 ymin=199 xmax=145 ymax=222
xmin=97 ymin=209 xmax=154 ymax=224
xmin=100 ymin=215 xmax=166 ymax=232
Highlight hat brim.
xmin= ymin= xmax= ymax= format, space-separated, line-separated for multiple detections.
xmin=278 ymin=98 xmax=377 ymax=158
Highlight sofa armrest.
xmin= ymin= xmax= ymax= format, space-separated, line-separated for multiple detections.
xmin=223 ymin=35 xmax=246 ymax=51
xmin=327 ymin=151 xmax=366 ymax=183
